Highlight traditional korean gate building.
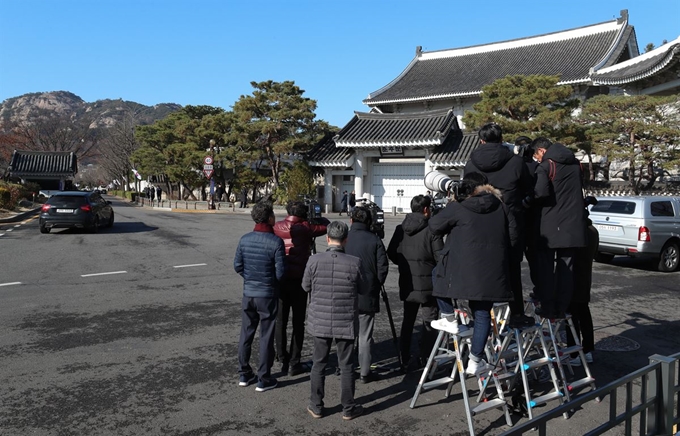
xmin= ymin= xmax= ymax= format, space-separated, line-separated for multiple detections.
xmin=307 ymin=10 xmax=679 ymax=212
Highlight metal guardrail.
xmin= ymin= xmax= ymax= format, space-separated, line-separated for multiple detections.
xmin=502 ymin=352 xmax=679 ymax=436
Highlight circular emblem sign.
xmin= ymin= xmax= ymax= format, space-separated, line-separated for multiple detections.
xmin=204 ymin=156 xmax=213 ymax=165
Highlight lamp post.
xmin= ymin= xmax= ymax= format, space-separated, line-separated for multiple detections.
xmin=209 ymin=139 xmax=216 ymax=210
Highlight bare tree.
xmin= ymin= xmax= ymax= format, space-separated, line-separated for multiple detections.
xmin=98 ymin=107 xmax=140 ymax=191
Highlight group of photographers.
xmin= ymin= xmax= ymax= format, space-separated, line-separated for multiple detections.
xmin=234 ymin=121 xmax=594 ymax=418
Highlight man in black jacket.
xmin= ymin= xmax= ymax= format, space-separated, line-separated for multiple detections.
xmin=345 ymin=206 xmax=389 ymax=383
xmin=464 ymin=123 xmax=534 ymax=327
xmin=532 ymin=138 xmax=587 ymax=319
xmin=387 ymin=195 xmax=444 ymax=370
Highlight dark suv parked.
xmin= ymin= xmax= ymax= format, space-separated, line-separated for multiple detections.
xmin=39 ymin=191 xmax=114 ymax=234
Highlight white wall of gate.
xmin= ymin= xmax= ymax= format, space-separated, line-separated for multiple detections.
xmin=371 ymin=163 xmax=426 ymax=213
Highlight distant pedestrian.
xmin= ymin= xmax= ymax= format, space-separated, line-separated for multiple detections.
xmin=216 ymin=183 xmax=225 ymax=202
xmin=150 ymin=186 xmax=156 ymax=201
xmin=303 ymin=221 xmax=364 ymax=420
xmin=240 ymin=188 xmax=248 ymax=208
xmin=234 ymin=202 xmax=285 ymax=392
xmin=349 ymin=190 xmax=356 ymax=213
xmin=155 ymin=186 xmax=162 ymax=202
xmin=340 ymin=190 xmax=348 ymax=216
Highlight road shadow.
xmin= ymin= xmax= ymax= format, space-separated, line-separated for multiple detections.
xmin=47 ymin=222 xmax=158 ymax=234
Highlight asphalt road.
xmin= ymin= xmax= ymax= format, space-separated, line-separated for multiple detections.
xmin=0 ymin=197 xmax=678 ymax=436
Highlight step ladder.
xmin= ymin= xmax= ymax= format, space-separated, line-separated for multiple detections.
xmin=410 ymin=310 xmax=513 ymax=436
xmin=547 ymin=315 xmax=597 ymax=397
xmin=487 ymin=320 xmax=570 ymax=420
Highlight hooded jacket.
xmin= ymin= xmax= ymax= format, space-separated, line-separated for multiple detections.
xmin=344 ymin=222 xmax=389 ymax=313
xmin=464 ymin=143 xmax=534 ymax=216
xmin=428 ymin=185 xmax=517 ymax=302
xmin=534 ymin=142 xmax=587 ymax=248
xmin=387 ymin=212 xmax=444 ymax=304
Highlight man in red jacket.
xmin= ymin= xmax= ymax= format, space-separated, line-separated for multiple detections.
xmin=273 ymin=200 xmax=330 ymax=376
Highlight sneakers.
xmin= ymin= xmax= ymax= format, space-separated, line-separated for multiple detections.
xmin=431 ymin=317 xmax=469 ymax=334
xmin=307 ymin=405 xmax=323 ymax=419
xmin=569 ymin=352 xmax=593 ymax=366
xmin=255 ymin=378 xmax=278 ymax=392
xmin=465 ymin=358 xmax=493 ymax=376
xmin=360 ymin=372 xmax=379 ymax=384
xmin=238 ymin=373 xmax=257 ymax=387
xmin=342 ymin=405 xmax=364 ymax=421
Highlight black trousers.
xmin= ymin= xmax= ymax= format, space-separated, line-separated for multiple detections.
xmin=238 ymin=296 xmax=277 ymax=382
xmin=536 ymin=247 xmax=576 ymax=314
xmin=275 ymin=279 xmax=308 ymax=367
xmin=400 ymin=300 xmax=438 ymax=364
xmin=566 ymin=301 xmax=594 ymax=355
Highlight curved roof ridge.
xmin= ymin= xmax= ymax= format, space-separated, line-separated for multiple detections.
xmin=596 ymin=35 xmax=680 ymax=73
xmin=354 ymin=108 xmax=454 ymax=120
xmin=420 ymin=19 xmax=622 ymax=61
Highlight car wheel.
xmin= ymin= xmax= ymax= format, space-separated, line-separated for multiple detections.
xmin=594 ymin=252 xmax=614 ymax=263
xmin=90 ymin=217 xmax=100 ymax=233
xmin=658 ymin=241 xmax=679 ymax=272
xmin=40 ymin=225 xmax=50 ymax=234
xmin=108 ymin=211 xmax=114 ymax=228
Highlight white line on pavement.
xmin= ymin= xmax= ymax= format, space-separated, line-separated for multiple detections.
xmin=0 ymin=282 xmax=22 ymax=287
xmin=6 ymin=229 xmax=12 ymax=232
xmin=173 ymin=263 xmax=208 ymax=268
xmin=14 ymin=224 xmax=20 ymax=227
xmin=81 ymin=271 xmax=127 ymax=278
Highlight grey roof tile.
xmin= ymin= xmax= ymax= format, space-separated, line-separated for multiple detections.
xmin=365 ymin=19 xmax=629 ymax=105
xmin=429 ymin=132 xmax=479 ymax=167
xmin=8 ymin=150 xmax=78 ymax=177
xmin=305 ymin=135 xmax=354 ymax=168
xmin=592 ymin=36 xmax=680 ymax=84
xmin=334 ymin=109 xmax=459 ymax=147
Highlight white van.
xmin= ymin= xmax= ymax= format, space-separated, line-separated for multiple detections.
xmin=589 ymin=196 xmax=680 ymax=272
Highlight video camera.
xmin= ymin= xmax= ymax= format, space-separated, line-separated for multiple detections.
xmin=355 ymin=198 xmax=385 ymax=239
xmin=299 ymin=195 xmax=323 ymax=224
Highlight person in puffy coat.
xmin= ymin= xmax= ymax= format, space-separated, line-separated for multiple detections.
xmin=464 ymin=123 xmax=534 ymax=327
xmin=429 ymin=172 xmax=518 ymax=377
xmin=303 ymin=221 xmax=364 ymax=420
xmin=234 ymin=202 xmax=285 ymax=392
xmin=345 ymin=207 xmax=389 ymax=383
xmin=532 ymin=138 xmax=587 ymax=319
xmin=387 ymin=194 xmax=444 ymax=370
xmin=273 ymin=201 xmax=330 ymax=376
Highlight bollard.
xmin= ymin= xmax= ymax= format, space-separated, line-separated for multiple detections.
xmin=392 ymin=206 xmax=397 ymax=216
xmin=325 ymin=204 xmax=330 ymax=214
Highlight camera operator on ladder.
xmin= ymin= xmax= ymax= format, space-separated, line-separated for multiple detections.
xmin=273 ymin=200 xmax=330 ymax=377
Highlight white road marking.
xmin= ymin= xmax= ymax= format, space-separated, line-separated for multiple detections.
xmin=81 ymin=271 xmax=127 ymax=278
xmin=173 ymin=263 xmax=208 ymax=268
xmin=6 ymin=229 xmax=12 ymax=232
xmin=0 ymin=282 xmax=22 ymax=287
xmin=14 ymin=224 xmax=20 ymax=227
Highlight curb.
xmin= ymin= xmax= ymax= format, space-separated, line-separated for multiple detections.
xmin=0 ymin=207 xmax=41 ymax=224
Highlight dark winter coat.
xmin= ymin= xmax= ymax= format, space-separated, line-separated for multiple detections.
xmin=273 ymin=215 xmax=330 ymax=280
xmin=344 ymin=222 xmax=389 ymax=313
xmin=349 ymin=193 xmax=356 ymax=207
xmin=234 ymin=226 xmax=286 ymax=298
xmin=534 ymin=143 xmax=587 ymax=248
xmin=428 ymin=185 xmax=517 ymax=302
xmin=303 ymin=246 xmax=362 ymax=340
xmin=341 ymin=193 xmax=348 ymax=209
xmin=387 ymin=212 xmax=444 ymax=304
xmin=465 ymin=143 xmax=534 ymax=216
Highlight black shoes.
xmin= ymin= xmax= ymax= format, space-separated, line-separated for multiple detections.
xmin=534 ymin=307 xmax=566 ymax=320
xmin=342 ymin=405 xmax=364 ymax=421
xmin=359 ymin=372 xmax=378 ymax=384
xmin=288 ymin=363 xmax=310 ymax=377
xmin=509 ymin=314 xmax=536 ymax=328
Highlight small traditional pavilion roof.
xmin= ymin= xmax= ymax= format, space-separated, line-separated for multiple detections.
xmin=305 ymin=135 xmax=354 ymax=168
xmin=333 ymin=109 xmax=459 ymax=148
xmin=364 ymin=12 xmax=635 ymax=106
xmin=305 ymin=110 xmax=479 ymax=168
xmin=429 ymin=132 xmax=480 ymax=168
xmin=592 ymin=36 xmax=680 ymax=85
xmin=7 ymin=150 xmax=78 ymax=178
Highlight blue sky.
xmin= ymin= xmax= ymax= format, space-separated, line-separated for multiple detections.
xmin=1 ymin=0 xmax=678 ymax=128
